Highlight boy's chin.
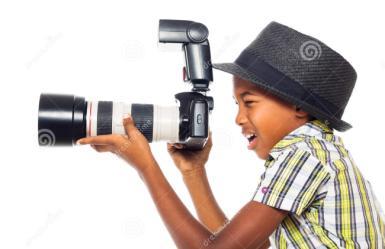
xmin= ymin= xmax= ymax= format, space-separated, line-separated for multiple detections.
xmin=254 ymin=149 xmax=269 ymax=160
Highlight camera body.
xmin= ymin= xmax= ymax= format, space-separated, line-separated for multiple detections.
xmin=174 ymin=92 xmax=213 ymax=149
xmin=38 ymin=19 xmax=214 ymax=150
xmin=159 ymin=19 xmax=214 ymax=149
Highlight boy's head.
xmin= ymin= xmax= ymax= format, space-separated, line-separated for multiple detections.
xmin=213 ymin=21 xmax=357 ymax=159
xmin=233 ymin=76 xmax=313 ymax=159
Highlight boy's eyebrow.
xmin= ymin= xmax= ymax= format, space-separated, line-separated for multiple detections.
xmin=240 ymin=91 xmax=256 ymax=98
xmin=232 ymin=91 xmax=260 ymax=100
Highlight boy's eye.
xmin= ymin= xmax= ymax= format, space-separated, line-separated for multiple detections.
xmin=244 ymin=101 xmax=254 ymax=106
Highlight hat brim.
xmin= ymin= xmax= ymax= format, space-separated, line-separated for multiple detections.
xmin=212 ymin=62 xmax=352 ymax=132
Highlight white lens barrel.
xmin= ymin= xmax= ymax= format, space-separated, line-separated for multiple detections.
xmin=86 ymin=101 xmax=180 ymax=143
xmin=112 ymin=102 xmax=132 ymax=136
xmin=153 ymin=105 xmax=180 ymax=142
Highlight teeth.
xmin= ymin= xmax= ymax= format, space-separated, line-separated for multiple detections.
xmin=245 ymin=133 xmax=256 ymax=139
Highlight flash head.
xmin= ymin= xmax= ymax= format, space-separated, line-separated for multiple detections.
xmin=159 ymin=19 xmax=209 ymax=44
xmin=158 ymin=19 xmax=213 ymax=92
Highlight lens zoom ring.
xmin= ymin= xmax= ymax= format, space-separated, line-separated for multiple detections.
xmin=97 ymin=101 xmax=113 ymax=135
xmin=131 ymin=104 xmax=153 ymax=142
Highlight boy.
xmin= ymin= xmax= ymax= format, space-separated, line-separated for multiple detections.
xmin=77 ymin=22 xmax=385 ymax=248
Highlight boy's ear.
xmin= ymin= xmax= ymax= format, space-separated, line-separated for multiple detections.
xmin=294 ymin=106 xmax=310 ymax=119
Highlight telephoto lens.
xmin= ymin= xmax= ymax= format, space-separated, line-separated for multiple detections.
xmin=38 ymin=93 xmax=180 ymax=146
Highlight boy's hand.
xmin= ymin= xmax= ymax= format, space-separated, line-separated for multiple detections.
xmin=76 ymin=116 xmax=156 ymax=173
xmin=167 ymin=131 xmax=213 ymax=175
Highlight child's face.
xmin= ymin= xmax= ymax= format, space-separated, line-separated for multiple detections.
xmin=233 ymin=76 xmax=309 ymax=160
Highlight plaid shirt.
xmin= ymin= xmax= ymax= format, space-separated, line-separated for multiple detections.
xmin=253 ymin=120 xmax=385 ymax=248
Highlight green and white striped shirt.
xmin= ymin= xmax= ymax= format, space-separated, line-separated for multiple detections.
xmin=253 ymin=120 xmax=385 ymax=248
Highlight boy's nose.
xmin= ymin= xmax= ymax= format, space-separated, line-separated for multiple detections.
xmin=235 ymin=110 xmax=248 ymax=126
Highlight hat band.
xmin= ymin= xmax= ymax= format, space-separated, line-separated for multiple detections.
xmin=235 ymin=51 xmax=343 ymax=118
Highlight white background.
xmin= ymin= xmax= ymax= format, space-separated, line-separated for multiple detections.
xmin=1 ymin=0 xmax=384 ymax=248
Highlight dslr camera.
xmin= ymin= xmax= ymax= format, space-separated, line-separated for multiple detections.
xmin=38 ymin=19 xmax=214 ymax=150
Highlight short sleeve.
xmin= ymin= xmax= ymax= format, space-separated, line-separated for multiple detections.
xmin=253 ymin=149 xmax=330 ymax=215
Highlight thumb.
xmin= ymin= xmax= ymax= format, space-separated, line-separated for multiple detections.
xmin=123 ymin=114 xmax=137 ymax=134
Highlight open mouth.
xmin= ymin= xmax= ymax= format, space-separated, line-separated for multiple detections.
xmin=244 ymin=133 xmax=258 ymax=149
xmin=246 ymin=134 xmax=257 ymax=143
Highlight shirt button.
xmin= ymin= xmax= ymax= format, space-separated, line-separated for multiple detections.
xmin=261 ymin=187 xmax=268 ymax=194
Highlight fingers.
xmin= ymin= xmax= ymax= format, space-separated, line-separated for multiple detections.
xmin=202 ymin=132 xmax=213 ymax=151
xmin=208 ymin=130 xmax=213 ymax=141
xmin=123 ymin=115 xmax=136 ymax=137
xmin=166 ymin=143 xmax=185 ymax=155
xmin=207 ymin=133 xmax=213 ymax=145
xmin=76 ymin=135 xmax=118 ymax=145
xmin=167 ymin=142 xmax=174 ymax=150
xmin=174 ymin=143 xmax=184 ymax=149
xmin=167 ymin=142 xmax=184 ymax=149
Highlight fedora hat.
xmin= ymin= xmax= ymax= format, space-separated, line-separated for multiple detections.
xmin=213 ymin=21 xmax=357 ymax=131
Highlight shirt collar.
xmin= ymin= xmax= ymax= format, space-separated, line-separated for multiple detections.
xmin=267 ymin=120 xmax=344 ymax=161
